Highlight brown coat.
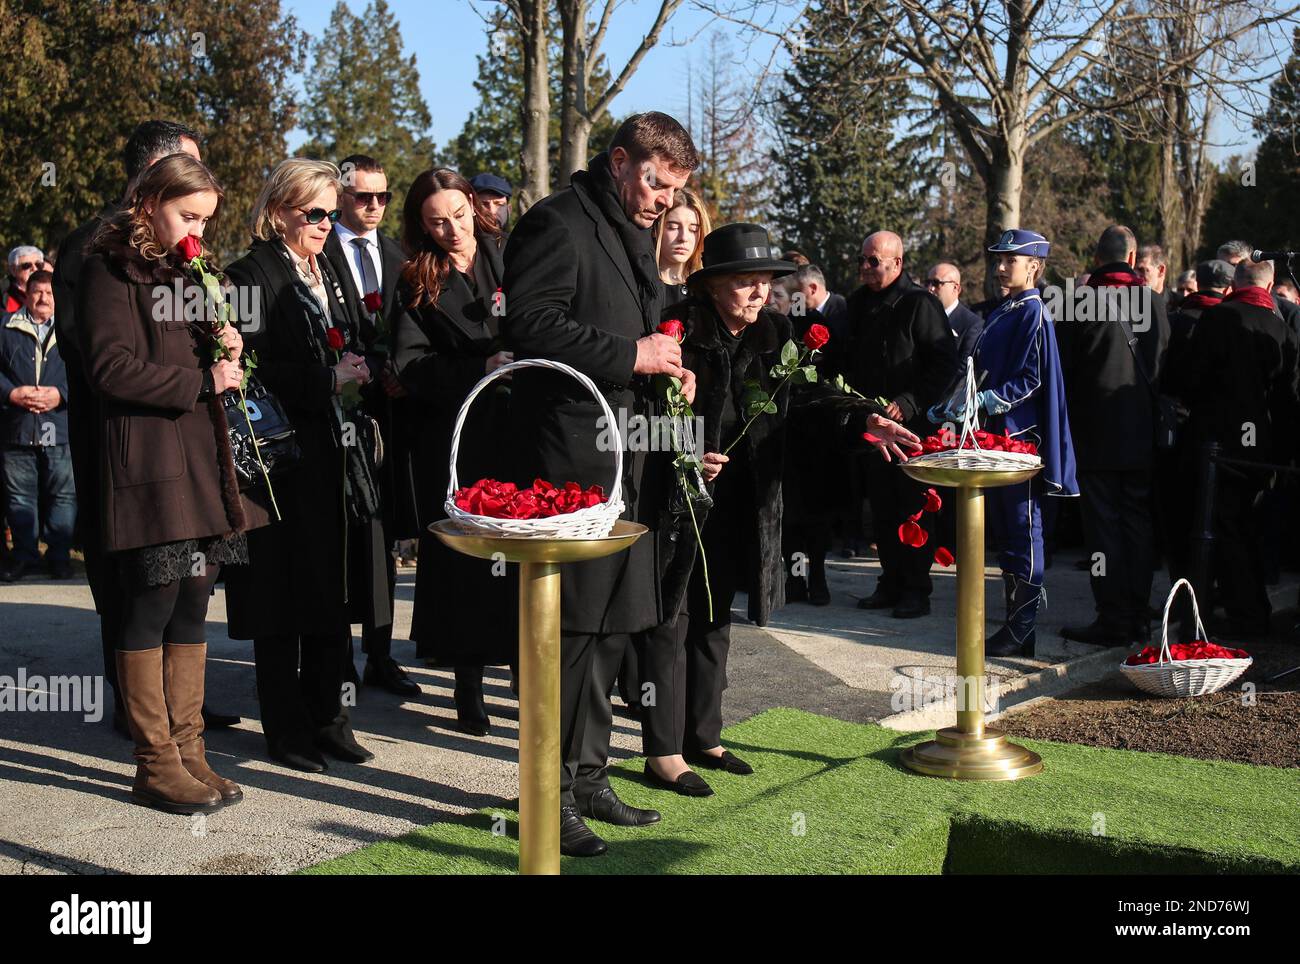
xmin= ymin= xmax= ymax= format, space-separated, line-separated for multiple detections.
xmin=76 ymin=233 xmax=265 ymax=553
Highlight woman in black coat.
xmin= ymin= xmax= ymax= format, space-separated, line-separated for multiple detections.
xmin=642 ymin=224 xmax=918 ymax=795
xmin=393 ymin=168 xmax=517 ymax=736
xmin=223 ymin=158 xmax=390 ymax=772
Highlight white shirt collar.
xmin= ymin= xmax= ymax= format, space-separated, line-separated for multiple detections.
xmin=334 ymin=221 xmax=378 ymax=247
xmin=944 ymin=300 xmax=958 ymax=317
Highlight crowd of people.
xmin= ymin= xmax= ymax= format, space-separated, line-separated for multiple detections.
xmin=3 ymin=112 xmax=1298 ymax=856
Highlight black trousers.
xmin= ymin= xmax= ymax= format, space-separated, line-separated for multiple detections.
xmin=254 ymin=630 xmax=349 ymax=748
xmin=632 ymin=617 xmax=687 ymax=757
xmin=561 ymin=631 xmax=627 ymax=808
xmin=65 ymin=370 xmax=124 ymax=706
xmin=1078 ymin=469 xmax=1155 ymax=626
xmin=1213 ymin=472 xmax=1271 ymax=625
xmin=361 ymin=546 xmax=396 ymax=661
xmin=864 ymin=454 xmax=933 ymax=599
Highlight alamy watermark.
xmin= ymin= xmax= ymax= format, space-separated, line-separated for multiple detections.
xmin=0 ymin=668 xmax=103 ymax=722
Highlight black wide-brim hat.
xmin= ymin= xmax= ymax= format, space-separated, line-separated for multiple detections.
xmin=686 ymin=222 xmax=796 ymax=285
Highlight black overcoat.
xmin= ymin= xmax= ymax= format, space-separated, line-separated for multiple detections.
xmin=393 ymin=232 xmax=516 ymax=663
xmin=222 ymin=238 xmax=391 ymax=638
xmin=502 ymin=155 xmax=667 ymax=635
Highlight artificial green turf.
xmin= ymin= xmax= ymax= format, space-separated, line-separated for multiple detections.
xmin=299 ymin=708 xmax=1300 ymax=875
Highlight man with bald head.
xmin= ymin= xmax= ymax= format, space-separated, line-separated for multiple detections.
xmin=843 ymin=230 xmax=956 ymax=617
xmin=926 ymin=261 xmax=983 ymax=362
xmin=1181 ymin=257 xmax=1300 ymax=635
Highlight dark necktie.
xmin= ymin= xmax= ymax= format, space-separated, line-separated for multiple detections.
xmin=350 ymin=236 xmax=379 ymax=296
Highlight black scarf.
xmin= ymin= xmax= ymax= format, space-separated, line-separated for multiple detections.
xmin=580 ymin=151 xmax=663 ymax=334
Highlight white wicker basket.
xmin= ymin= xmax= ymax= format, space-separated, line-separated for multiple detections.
xmin=1119 ymin=578 xmax=1253 ymax=698
xmin=443 ymin=358 xmax=625 ymax=539
xmin=906 ymin=356 xmax=1043 ymax=472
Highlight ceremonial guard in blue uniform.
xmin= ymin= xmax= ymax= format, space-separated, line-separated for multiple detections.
xmin=936 ymin=230 xmax=1078 ymax=655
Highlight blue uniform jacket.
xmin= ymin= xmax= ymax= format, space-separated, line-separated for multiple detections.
xmin=972 ymin=290 xmax=1078 ymax=496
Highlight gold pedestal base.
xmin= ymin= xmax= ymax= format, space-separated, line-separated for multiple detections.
xmin=901 ymin=726 xmax=1043 ymax=781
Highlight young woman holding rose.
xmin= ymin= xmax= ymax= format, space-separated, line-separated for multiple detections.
xmin=641 ymin=223 xmax=919 ymax=794
xmin=78 ymin=153 xmax=266 ymax=813
xmin=223 ymin=158 xmax=389 ymax=772
xmin=392 ymin=168 xmax=517 ymax=736
xmin=932 ymin=229 xmax=1077 ymax=657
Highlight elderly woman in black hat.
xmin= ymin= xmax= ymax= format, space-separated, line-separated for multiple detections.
xmin=639 ymin=224 xmax=918 ymax=795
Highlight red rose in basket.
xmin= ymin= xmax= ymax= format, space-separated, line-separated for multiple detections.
xmin=1125 ymin=641 xmax=1251 ymax=665
xmin=917 ymin=429 xmax=1039 ymax=456
xmin=453 ymin=477 xmax=606 ymax=520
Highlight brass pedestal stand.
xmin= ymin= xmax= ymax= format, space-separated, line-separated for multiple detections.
xmin=897 ymin=464 xmax=1043 ymax=781
xmin=430 ymin=519 xmax=646 ymax=873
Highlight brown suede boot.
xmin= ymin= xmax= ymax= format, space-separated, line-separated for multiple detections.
xmin=163 ymin=643 xmax=243 ymax=805
xmin=116 ymin=648 xmax=222 ymax=814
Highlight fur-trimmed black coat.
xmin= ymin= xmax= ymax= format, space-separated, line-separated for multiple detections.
xmin=659 ymin=298 xmax=791 ymax=627
xmin=76 ymin=229 xmax=268 ymax=553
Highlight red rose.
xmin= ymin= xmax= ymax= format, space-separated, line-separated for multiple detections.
xmin=363 ymin=290 xmax=383 ymax=313
xmin=934 ymin=546 xmax=954 ymax=567
xmin=326 ymin=327 xmax=346 ymax=352
xmin=178 ymin=235 xmax=202 ymax=261
xmin=802 ymin=323 xmax=830 ymax=352
xmin=898 ymin=520 xmax=928 ymax=548
xmin=923 ymin=488 xmax=942 ymax=513
xmin=863 ymin=432 xmax=883 ymax=445
xmin=657 ymin=319 xmax=685 ymax=343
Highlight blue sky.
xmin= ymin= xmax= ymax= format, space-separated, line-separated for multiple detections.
xmin=282 ymin=0 xmax=1271 ymax=159
xmin=283 ymin=0 xmax=729 ymax=149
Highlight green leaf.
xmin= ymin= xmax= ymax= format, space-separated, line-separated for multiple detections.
xmin=763 ymin=401 xmax=778 ymax=414
xmin=780 ymin=339 xmax=799 ymax=367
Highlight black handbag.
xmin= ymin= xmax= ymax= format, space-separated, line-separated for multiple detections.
xmin=223 ymin=375 xmax=301 ymax=490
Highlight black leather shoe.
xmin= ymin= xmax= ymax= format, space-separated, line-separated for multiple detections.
xmin=47 ymin=560 xmax=74 ymax=579
xmin=808 ymin=576 xmax=831 ymax=606
xmin=892 ymin=597 xmax=931 ymax=619
xmin=454 ymin=669 xmax=492 ymax=737
xmin=1061 ymin=619 xmax=1132 ymax=647
xmin=0 ymin=559 xmax=26 ymax=582
xmin=315 ymin=722 xmax=375 ymax=763
xmin=201 ymin=705 xmax=241 ymax=729
xmin=644 ymin=762 xmax=713 ymax=797
xmin=364 ymin=657 xmax=422 ymax=697
xmin=580 ymin=787 xmax=661 ymax=826
xmin=685 ymin=748 xmax=753 ymax=775
xmin=857 ymin=588 xmax=899 ymax=610
xmin=986 ymin=627 xmax=1035 ymax=657
xmin=268 ymin=739 xmax=327 ymax=773
xmin=560 ymin=806 xmax=608 ymax=857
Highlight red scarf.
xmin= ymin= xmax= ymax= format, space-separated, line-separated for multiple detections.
xmin=1224 ymin=286 xmax=1276 ymax=311
xmin=1087 ymin=265 xmax=1145 ymax=288
xmin=1179 ymin=291 xmax=1223 ymax=311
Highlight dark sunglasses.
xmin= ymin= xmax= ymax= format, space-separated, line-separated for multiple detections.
xmin=299 ymin=207 xmax=341 ymax=224
xmin=858 ymin=254 xmax=897 ymax=268
xmin=346 ymin=190 xmax=392 ymax=206
xmin=15 ymin=261 xmax=39 ymax=272
xmin=925 ymin=278 xmax=956 ymax=289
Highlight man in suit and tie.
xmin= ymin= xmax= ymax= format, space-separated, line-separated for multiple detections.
xmin=324 ymin=153 xmax=420 ymax=697
xmin=926 ymin=262 xmax=984 ymax=363
xmin=793 ymin=263 xmax=847 ymax=339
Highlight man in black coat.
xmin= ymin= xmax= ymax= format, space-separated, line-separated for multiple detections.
xmin=322 ymin=152 xmax=419 ymax=697
xmin=503 ymin=112 xmax=699 ymax=857
xmin=1181 ymin=259 xmax=1300 ymax=634
xmin=51 ymin=120 xmax=206 ymax=734
xmin=842 ymin=231 xmax=956 ymax=618
xmin=925 ymin=261 xmax=985 ymax=362
xmin=1058 ymin=225 xmax=1171 ymax=646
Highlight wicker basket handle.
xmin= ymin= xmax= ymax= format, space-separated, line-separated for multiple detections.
xmin=1159 ymin=578 xmax=1207 ymax=665
xmin=444 ymin=357 xmax=624 ymax=507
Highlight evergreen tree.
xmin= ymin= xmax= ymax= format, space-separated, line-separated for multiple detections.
xmin=768 ymin=1 xmax=921 ymax=293
xmin=298 ymin=0 xmax=435 ymax=222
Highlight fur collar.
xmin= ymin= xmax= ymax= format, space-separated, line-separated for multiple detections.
xmin=670 ymin=296 xmax=783 ymax=355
